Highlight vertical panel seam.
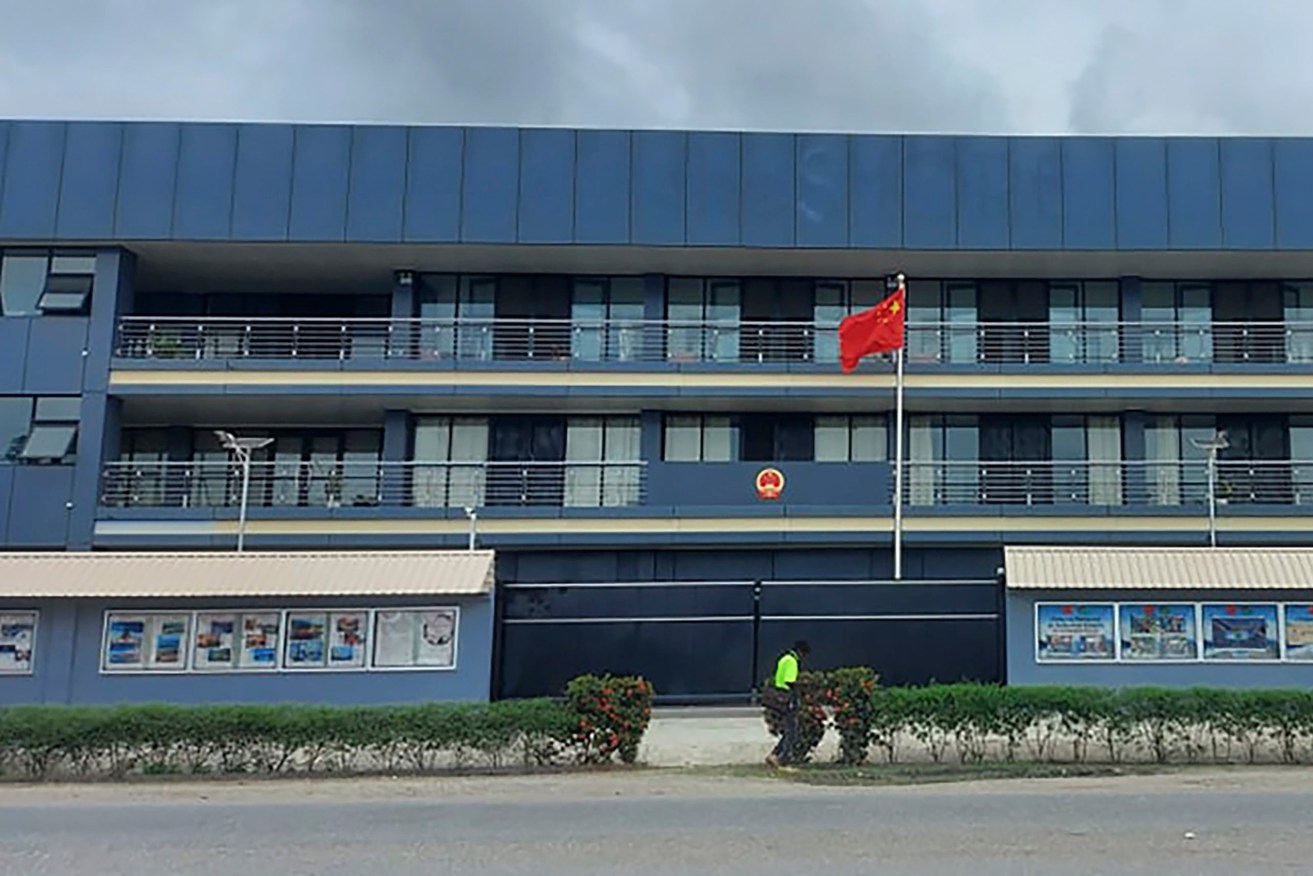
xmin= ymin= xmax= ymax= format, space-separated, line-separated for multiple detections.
xmin=570 ymin=128 xmax=579 ymax=243
xmin=681 ymin=131 xmax=690 ymax=246
xmin=168 ymin=126 xmax=185 ymax=238
xmin=1002 ymin=138 xmax=1012 ymax=251
xmin=514 ymin=128 xmax=525 ymax=242
xmin=792 ymin=134 xmax=800 ymax=247
xmin=51 ymin=123 xmax=69 ymax=238
xmin=397 ymin=127 xmax=412 ymax=243
xmin=286 ymin=125 xmax=301 ymax=240
xmin=223 ymin=126 xmax=238 ymax=241
xmin=1111 ymin=139 xmax=1120 ymax=250
xmin=279 ymin=126 xmax=294 ymax=241
xmin=1056 ymin=138 xmax=1066 ymax=249
xmin=0 ymin=122 xmax=11 ymax=229
xmin=110 ymin=123 xmax=128 ymax=239
xmin=1269 ymin=138 xmax=1279 ymax=249
xmin=626 ymin=131 xmax=637 ymax=245
xmin=1218 ymin=138 xmax=1229 ymax=248
xmin=456 ymin=127 xmax=468 ymax=243
xmin=735 ymin=133 xmax=744 ymax=247
xmin=1163 ymin=139 xmax=1174 ymax=248
xmin=341 ymin=126 xmax=355 ymax=242
xmin=845 ymin=135 xmax=854 ymax=247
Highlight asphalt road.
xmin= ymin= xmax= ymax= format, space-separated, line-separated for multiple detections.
xmin=2 ymin=769 xmax=1311 ymax=875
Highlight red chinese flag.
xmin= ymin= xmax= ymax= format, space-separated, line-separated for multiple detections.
xmin=839 ymin=288 xmax=905 ymax=373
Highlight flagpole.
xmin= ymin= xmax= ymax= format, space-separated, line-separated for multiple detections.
xmin=893 ymin=274 xmax=906 ymax=581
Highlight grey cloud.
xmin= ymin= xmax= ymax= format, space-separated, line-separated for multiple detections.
xmin=0 ymin=0 xmax=1309 ymax=134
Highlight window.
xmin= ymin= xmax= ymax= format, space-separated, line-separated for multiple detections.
xmin=564 ymin=417 xmax=641 ymax=506
xmin=667 ymin=278 xmax=741 ymax=362
xmin=815 ymin=416 xmax=888 ymax=462
xmin=413 ymin=417 xmax=489 ymax=507
xmin=0 ymin=611 xmax=37 ymax=675
xmin=0 ymin=395 xmax=81 ymax=463
xmin=906 ymin=280 xmax=977 ymax=364
xmin=814 ymin=280 xmax=885 ymax=365
xmin=415 ymin=274 xmax=496 ymax=359
xmin=0 ymin=251 xmax=94 ymax=317
xmin=1285 ymin=283 xmax=1313 ymax=363
xmin=1049 ymin=281 xmax=1119 ymax=363
xmin=741 ymin=415 xmax=814 ymax=462
xmin=663 ymin=415 xmax=737 ymax=461
xmin=373 ymin=608 xmax=458 ymax=669
xmin=571 ymin=277 xmax=645 ymax=362
xmin=1142 ymin=282 xmax=1211 ymax=363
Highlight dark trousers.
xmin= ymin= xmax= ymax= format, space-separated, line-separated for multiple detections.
xmin=770 ymin=696 xmax=800 ymax=764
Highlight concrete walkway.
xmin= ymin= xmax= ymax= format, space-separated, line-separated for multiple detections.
xmin=640 ymin=706 xmax=839 ymax=767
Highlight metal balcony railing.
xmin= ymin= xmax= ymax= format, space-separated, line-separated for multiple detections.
xmin=902 ymin=460 xmax=1313 ymax=507
xmin=113 ymin=317 xmax=1313 ymax=367
xmin=100 ymin=460 xmax=647 ymax=510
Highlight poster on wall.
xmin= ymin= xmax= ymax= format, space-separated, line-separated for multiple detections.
xmin=1117 ymin=604 xmax=1198 ymax=661
xmin=285 ymin=613 xmax=328 ymax=667
xmin=105 ymin=615 xmax=147 ymax=669
xmin=239 ymin=613 xmax=282 ymax=669
xmin=373 ymin=608 xmax=458 ymax=668
xmin=1035 ymin=603 xmax=1114 ymax=661
xmin=193 ymin=613 xmax=237 ymax=670
xmin=1202 ymin=603 xmax=1279 ymax=660
xmin=327 ymin=612 xmax=368 ymax=669
xmin=0 ymin=612 xmax=36 ymax=674
xmin=147 ymin=615 xmax=190 ymax=670
xmin=1283 ymin=605 xmax=1313 ymax=661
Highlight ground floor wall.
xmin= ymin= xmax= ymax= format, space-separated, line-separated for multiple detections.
xmin=1007 ymin=590 xmax=1313 ymax=687
xmin=0 ymin=594 xmax=494 ymax=706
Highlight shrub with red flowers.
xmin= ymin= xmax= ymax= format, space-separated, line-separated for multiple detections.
xmin=761 ymin=670 xmax=829 ymax=764
xmin=564 ymin=674 xmax=654 ymax=765
xmin=823 ymin=667 xmax=880 ymax=765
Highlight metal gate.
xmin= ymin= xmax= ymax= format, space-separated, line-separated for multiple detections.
xmin=495 ymin=578 xmax=1001 ymax=701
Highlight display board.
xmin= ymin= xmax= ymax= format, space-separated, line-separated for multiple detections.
xmin=0 ymin=612 xmax=37 ymax=674
xmin=1035 ymin=603 xmax=1114 ymax=661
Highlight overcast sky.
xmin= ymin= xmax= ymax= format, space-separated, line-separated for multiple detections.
xmin=0 ymin=0 xmax=1309 ymax=134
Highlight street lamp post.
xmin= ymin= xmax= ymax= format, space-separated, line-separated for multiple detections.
xmin=214 ymin=430 xmax=274 ymax=552
xmin=1190 ymin=431 xmax=1229 ymax=549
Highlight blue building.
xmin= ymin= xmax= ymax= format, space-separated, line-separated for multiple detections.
xmin=1 ymin=120 xmax=1312 ymax=704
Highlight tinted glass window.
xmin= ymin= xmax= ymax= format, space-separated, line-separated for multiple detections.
xmin=20 ymin=424 xmax=78 ymax=460
xmin=0 ymin=255 xmax=48 ymax=317
xmin=34 ymin=396 xmax=81 ymax=421
xmin=0 ymin=398 xmax=32 ymax=461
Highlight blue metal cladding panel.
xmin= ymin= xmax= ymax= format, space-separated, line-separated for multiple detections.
xmin=903 ymin=137 xmax=956 ymax=248
xmin=1061 ymin=138 xmax=1115 ymax=249
xmin=1220 ymin=138 xmax=1275 ymax=249
xmin=114 ymin=123 xmax=179 ymax=239
xmin=403 ymin=126 xmax=462 ymax=242
xmin=1114 ymin=138 xmax=1169 ymax=249
xmin=460 ymin=127 xmax=519 ymax=243
xmin=956 ymin=137 xmax=1008 ymax=249
xmin=849 ymin=135 xmax=902 ymax=248
xmin=346 ymin=126 xmax=407 ymax=242
xmin=1274 ymin=139 xmax=1313 ymax=250
xmin=741 ymin=133 xmax=795 ymax=247
xmin=0 ymin=467 xmax=12 ymax=548
xmin=23 ymin=318 xmax=87 ymax=393
xmin=795 ymin=134 xmax=848 ymax=247
xmin=172 ymin=124 xmax=236 ymax=240
xmin=230 ymin=125 xmax=293 ymax=241
xmin=56 ymin=122 xmax=121 ymax=239
xmin=574 ymin=130 xmax=629 ymax=244
xmin=631 ymin=130 xmax=686 ymax=245
xmin=288 ymin=125 xmax=351 ymax=242
xmin=1008 ymin=138 xmax=1062 ymax=249
xmin=686 ymin=132 xmax=741 ymax=246
xmin=1167 ymin=138 xmax=1222 ymax=249
xmin=5 ymin=465 xmax=72 ymax=547
xmin=0 ymin=121 xmax=65 ymax=239
xmin=0 ymin=319 xmax=29 ymax=391
xmin=517 ymin=128 xmax=575 ymax=244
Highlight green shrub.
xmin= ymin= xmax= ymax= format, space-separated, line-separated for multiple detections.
xmin=0 ymin=675 xmax=657 ymax=780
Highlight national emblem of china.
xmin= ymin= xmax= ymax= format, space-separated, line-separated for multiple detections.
xmin=755 ymin=467 xmax=785 ymax=501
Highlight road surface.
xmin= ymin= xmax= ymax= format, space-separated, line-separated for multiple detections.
xmin=2 ymin=768 xmax=1311 ymax=874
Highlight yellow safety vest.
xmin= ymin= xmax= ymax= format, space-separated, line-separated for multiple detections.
xmin=773 ymin=650 xmax=799 ymax=690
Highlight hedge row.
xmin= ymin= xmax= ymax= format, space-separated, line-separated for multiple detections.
xmin=0 ymin=674 xmax=653 ymax=780
xmin=774 ymin=676 xmax=1313 ymax=766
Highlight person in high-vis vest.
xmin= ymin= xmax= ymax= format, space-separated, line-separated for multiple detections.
xmin=765 ymin=640 xmax=810 ymax=768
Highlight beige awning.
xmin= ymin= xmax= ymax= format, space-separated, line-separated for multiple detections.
xmin=1005 ymin=545 xmax=1313 ymax=591
xmin=0 ymin=550 xmax=495 ymax=599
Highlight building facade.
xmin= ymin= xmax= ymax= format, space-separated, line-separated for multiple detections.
xmin=1 ymin=120 xmax=1312 ymax=703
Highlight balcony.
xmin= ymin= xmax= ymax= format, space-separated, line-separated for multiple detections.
xmin=100 ymin=460 xmax=647 ymax=510
xmin=904 ymin=460 xmax=1313 ymax=507
xmin=112 ymin=317 xmax=1313 ymax=368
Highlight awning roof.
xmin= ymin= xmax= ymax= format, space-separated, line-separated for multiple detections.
xmin=0 ymin=550 xmax=494 ymax=599
xmin=1005 ymin=546 xmax=1313 ymax=591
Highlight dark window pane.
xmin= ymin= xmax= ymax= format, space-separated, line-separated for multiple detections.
xmin=20 ymin=424 xmax=78 ymax=460
xmin=0 ymin=255 xmax=48 ymax=317
xmin=0 ymin=398 xmax=33 ymax=462
xmin=34 ymin=396 xmax=81 ymax=422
